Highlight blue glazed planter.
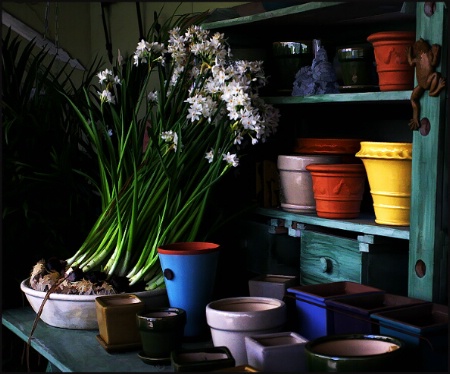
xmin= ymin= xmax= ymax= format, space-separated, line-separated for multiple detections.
xmin=158 ymin=242 xmax=220 ymax=337
xmin=287 ymin=282 xmax=384 ymax=340
xmin=371 ymin=303 xmax=448 ymax=372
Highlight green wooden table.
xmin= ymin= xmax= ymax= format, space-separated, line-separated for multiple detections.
xmin=2 ymin=307 xmax=212 ymax=372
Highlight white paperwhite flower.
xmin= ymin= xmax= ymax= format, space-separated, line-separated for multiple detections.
xmin=205 ymin=149 xmax=214 ymax=163
xmin=161 ymin=130 xmax=178 ymax=152
xmin=222 ymin=152 xmax=239 ymax=167
xmin=148 ymin=90 xmax=158 ymax=103
xmin=98 ymin=89 xmax=115 ymax=104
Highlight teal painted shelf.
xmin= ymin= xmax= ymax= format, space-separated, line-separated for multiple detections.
xmin=2 ymin=307 xmax=213 ymax=372
xmin=263 ymin=91 xmax=412 ymax=105
xmin=202 ymin=2 xmax=415 ymax=30
xmin=256 ymin=207 xmax=410 ymax=240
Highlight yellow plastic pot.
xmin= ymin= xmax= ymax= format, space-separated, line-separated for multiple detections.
xmin=355 ymin=142 xmax=412 ymax=226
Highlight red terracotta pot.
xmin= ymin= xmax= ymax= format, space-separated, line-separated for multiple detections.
xmin=305 ymin=164 xmax=366 ymax=219
xmin=367 ymin=31 xmax=415 ymax=91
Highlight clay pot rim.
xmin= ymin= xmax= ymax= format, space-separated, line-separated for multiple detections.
xmin=158 ymin=241 xmax=220 ymax=255
xmin=295 ymin=138 xmax=363 ymax=155
xmin=137 ymin=307 xmax=186 ymax=321
xmin=367 ymin=31 xmax=416 ymax=43
xmin=305 ymin=163 xmax=365 ymax=173
xmin=277 ymin=154 xmax=341 ymax=170
xmin=305 ymin=334 xmax=404 ymax=359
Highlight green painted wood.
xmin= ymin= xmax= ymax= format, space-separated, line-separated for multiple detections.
xmin=202 ymin=2 xmax=343 ymax=29
xmin=257 ymin=207 xmax=410 ymax=240
xmin=360 ymin=247 xmax=409 ymax=295
xmin=1 ymin=308 xmax=211 ymax=372
xmin=263 ymin=91 xmax=412 ymax=105
xmin=202 ymin=1 xmax=413 ymax=31
xmin=408 ymin=2 xmax=448 ymax=303
xmin=300 ymin=230 xmax=361 ymax=284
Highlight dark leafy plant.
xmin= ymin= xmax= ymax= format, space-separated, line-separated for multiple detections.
xmin=1 ymin=28 xmax=104 ymax=306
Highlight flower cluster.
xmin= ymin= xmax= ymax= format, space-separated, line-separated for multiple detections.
xmin=66 ymin=18 xmax=279 ymax=289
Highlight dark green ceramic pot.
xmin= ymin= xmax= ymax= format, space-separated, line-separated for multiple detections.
xmin=305 ymin=334 xmax=405 ymax=372
xmin=137 ymin=307 xmax=186 ymax=360
xmin=337 ymin=46 xmax=374 ymax=86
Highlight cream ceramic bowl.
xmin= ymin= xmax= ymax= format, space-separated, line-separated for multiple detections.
xmin=20 ymin=278 xmax=168 ymax=329
xmin=206 ymin=297 xmax=286 ymax=366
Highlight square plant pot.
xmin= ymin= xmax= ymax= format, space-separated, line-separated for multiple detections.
xmin=325 ymin=293 xmax=429 ymax=335
xmin=248 ymin=274 xmax=298 ymax=300
xmin=287 ymin=281 xmax=384 ymax=340
xmin=245 ymin=331 xmax=308 ymax=372
xmin=371 ymin=303 xmax=448 ymax=372
xmin=95 ymin=294 xmax=145 ymax=351
xmin=170 ymin=346 xmax=235 ymax=372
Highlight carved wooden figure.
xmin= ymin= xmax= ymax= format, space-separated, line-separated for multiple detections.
xmin=407 ymin=38 xmax=446 ymax=130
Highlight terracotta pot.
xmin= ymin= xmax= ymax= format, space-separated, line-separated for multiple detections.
xmin=294 ymin=138 xmax=363 ymax=156
xmin=305 ymin=164 xmax=366 ymax=219
xmin=355 ymin=142 xmax=412 ymax=226
xmin=277 ymin=154 xmax=341 ymax=213
xmin=367 ymin=31 xmax=415 ymax=91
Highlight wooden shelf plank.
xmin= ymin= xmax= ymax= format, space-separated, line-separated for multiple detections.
xmin=256 ymin=207 xmax=410 ymax=240
xmin=2 ymin=308 xmax=212 ymax=372
xmin=263 ymin=90 xmax=412 ymax=104
xmin=202 ymin=1 xmax=414 ymax=30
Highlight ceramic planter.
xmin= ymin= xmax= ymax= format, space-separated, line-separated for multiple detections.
xmin=305 ymin=334 xmax=405 ymax=372
xmin=170 ymin=346 xmax=235 ymax=372
xmin=136 ymin=307 xmax=186 ymax=364
xmin=272 ymin=41 xmax=313 ymax=92
xmin=95 ymin=294 xmax=145 ymax=351
xmin=294 ymin=137 xmax=362 ymax=156
xmin=277 ymin=155 xmax=341 ymax=213
xmin=325 ymin=293 xmax=429 ymax=335
xmin=287 ymin=282 xmax=384 ymax=340
xmin=245 ymin=331 xmax=308 ymax=372
xmin=248 ymin=274 xmax=298 ymax=300
xmin=367 ymin=31 xmax=415 ymax=91
xmin=337 ymin=45 xmax=374 ymax=87
xmin=206 ymin=296 xmax=286 ymax=366
xmin=371 ymin=303 xmax=448 ymax=372
xmin=20 ymin=277 xmax=168 ymax=330
xmin=305 ymin=163 xmax=366 ymax=219
xmin=356 ymin=141 xmax=412 ymax=226
xmin=158 ymin=242 xmax=220 ymax=337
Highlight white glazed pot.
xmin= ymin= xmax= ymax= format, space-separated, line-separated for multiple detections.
xmin=245 ymin=331 xmax=309 ymax=372
xmin=277 ymin=154 xmax=340 ymax=213
xmin=205 ymin=297 xmax=286 ymax=366
xmin=20 ymin=278 xmax=168 ymax=329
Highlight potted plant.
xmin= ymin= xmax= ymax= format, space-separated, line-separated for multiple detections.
xmin=21 ymin=7 xmax=280 ymax=328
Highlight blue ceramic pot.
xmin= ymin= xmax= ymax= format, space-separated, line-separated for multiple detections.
xmin=158 ymin=242 xmax=220 ymax=337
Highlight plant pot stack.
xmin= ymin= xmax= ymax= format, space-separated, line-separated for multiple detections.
xmin=278 ymin=138 xmax=365 ymax=218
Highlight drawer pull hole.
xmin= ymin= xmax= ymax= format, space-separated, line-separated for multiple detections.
xmin=320 ymin=257 xmax=332 ymax=273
